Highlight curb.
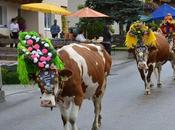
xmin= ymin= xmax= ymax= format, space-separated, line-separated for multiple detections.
xmin=0 ymin=90 xmax=5 ymax=102
xmin=112 ymin=59 xmax=133 ymax=67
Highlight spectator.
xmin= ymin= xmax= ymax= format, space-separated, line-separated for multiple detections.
xmin=102 ymin=24 xmax=112 ymax=55
xmin=68 ymin=28 xmax=75 ymax=40
xmin=10 ymin=18 xmax=19 ymax=48
xmin=50 ymin=19 xmax=60 ymax=39
xmin=75 ymin=30 xmax=86 ymax=42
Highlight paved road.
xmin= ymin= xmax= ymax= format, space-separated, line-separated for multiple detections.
xmin=1 ymin=61 xmax=175 ymax=130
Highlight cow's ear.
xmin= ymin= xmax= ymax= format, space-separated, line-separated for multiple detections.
xmin=59 ymin=69 xmax=72 ymax=81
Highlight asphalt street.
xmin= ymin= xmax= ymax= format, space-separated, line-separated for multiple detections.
xmin=1 ymin=54 xmax=175 ymax=130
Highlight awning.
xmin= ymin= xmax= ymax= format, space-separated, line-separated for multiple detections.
xmin=68 ymin=7 xmax=109 ymax=18
xmin=21 ymin=3 xmax=71 ymax=15
xmin=151 ymin=3 xmax=175 ymax=20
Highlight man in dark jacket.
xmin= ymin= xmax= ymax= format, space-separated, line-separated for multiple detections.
xmin=102 ymin=24 xmax=112 ymax=55
xmin=50 ymin=19 xmax=60 ymax=38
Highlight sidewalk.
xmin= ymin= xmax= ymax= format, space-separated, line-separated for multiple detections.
xmin=1 ymin=51 xmax=133 ymax=97
xmin=111 ymin=50 xmax=133 ymax=66
xmin=3 ymin=84 xmax=38 ymax=96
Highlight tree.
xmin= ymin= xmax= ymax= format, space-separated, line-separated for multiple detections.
xmin=85 ymin=0 xmax=143 ymax=35
xmin=153 ymin=0 xmax=175 ymax=6
xmin=144 ymin=0 xmax=158 ymax=14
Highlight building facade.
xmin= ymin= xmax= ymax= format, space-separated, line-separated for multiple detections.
xmin=67 ymin=0 xmax=86 ymax=28
xmin=0 ymin=0 xmax=68 ymax=38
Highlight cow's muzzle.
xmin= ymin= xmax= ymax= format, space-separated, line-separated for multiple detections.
xmin=40 ymin=93 xmax=56 ymax=107
xmin=41 ymin=100 xmax=53 ymax=107
xmin=138 ymin=62 xmax=148 ymax=70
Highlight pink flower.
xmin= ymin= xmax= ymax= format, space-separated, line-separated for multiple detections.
xmin=42 ymin=48 xmax=48 ymax=54
xmin=31 ymin=54 xmax=37 ymax=59
xmin=46 ymin=56 xmax=51 ymax=61
xmin=28 ymin=47 xmax=33 ymax=52
xmin=33 ymin=44 xmax=40 ymax=50
xmin=27 ymin=39 xmax=33 ymax=46
xmin=38 ymin=62 xmax=44 ymax=68
xmin=40 ymin=56 xmax=46 ymax=62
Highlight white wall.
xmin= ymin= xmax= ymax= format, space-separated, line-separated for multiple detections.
xmin=40 ymin=0 xmax=68 ymax=38
xmin=43 ymin=0 xmax=67 ymax=5
xmin=67 ymin=0 xmax=86 ymax=27
xmin=21 ymin=10 xmax=39 ymax=32
xmin=0 ymin=0 xmax=68 ymax=38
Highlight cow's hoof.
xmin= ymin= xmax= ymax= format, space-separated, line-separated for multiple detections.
xmin=157 ymin=83 xmax=162 ymax=88
xmin=145 ymin=91 xmax=151 ymax=95
xmin=98 ymin=115 xmax=102 ymax=127
xmin=92 ymin=123 xmax=99 ymax=130
xmin=150 ymin=83 xmax=154 ymax=88
xmin=92 ymin=127 xmax=99 ymax=130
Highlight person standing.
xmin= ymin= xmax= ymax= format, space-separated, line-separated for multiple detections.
xmin=160 ymin=13 xmax=175 ymax=37
xmin=75 ymin=30 xmax=86 ymax=42
xmin=50 ymin=19 xmax=60 ymax=39
xmin=10 ymin=18 xmax=19 ymax=48
xmin=102 ymin=24 xmax=112 ymax=55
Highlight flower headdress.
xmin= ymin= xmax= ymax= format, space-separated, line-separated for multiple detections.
xmin=17 ymin=32 xmax=64 ymax=84
xmin=125 ymin=21 xmax=157 ymax=49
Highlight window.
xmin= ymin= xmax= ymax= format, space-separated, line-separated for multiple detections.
xmin=44 ymin=13 xmax=55 ymax=29
xmin=0 ymin=6 xmax=7 ymax=27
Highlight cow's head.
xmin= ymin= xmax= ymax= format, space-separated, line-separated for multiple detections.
xmin=134 ymin=45 xmax=149 ymax=70
xmin=38 ymin=68 xmax=72 ymax=108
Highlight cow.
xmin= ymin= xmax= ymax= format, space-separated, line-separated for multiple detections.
xmin=126 ymin=22 xmax=170 ymax=95
xmin=157 ymin=29 xmax=175 ymax=80
xmin=164 ymin=34 xmax=175 ymax=79
xmin=38 ymin=43 xmax=112 ymax=130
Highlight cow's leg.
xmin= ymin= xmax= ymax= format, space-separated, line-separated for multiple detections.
xmin=69 ymin=96 xmax=83 ymax=130
xmin=150 ymin=74 xmax=154 ymax=88
xmin=69 ymin=102 xmax=79 ymax=130
xmin=59 ymin=105 xmax=70 ymax=130
xmin=92 ymin=78 xmax=107 ymax=130
xmin=173 ymin=63 xmax=175 ymax=80
xmin=171 ymin=60 xmax=175 ymax=80
xmin=138 ymin=69 xmax=149 ymax=94
xmin=156 ymin=63 xmax=162 ymax=87
xmin=145 ymin=65 xmax=153 ymax=95
xmin=92 ymin=96 xmax=102 ymax=130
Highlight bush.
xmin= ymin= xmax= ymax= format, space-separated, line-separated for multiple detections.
xmin=146 ymin=22 xmax=159 ymax=31
xmin=1 ymin=65 xmax=20 ymax=84
xmin=78 ymin=18 xmax=105 ymax=39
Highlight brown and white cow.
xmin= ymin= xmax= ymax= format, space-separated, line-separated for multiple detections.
xmin=38 ymin=43 xmax=112 ymax=130
xmin=129 ymin=32 xmax=170 ymax=95
xmin=165 ymin=34 xmax=175 ymax=79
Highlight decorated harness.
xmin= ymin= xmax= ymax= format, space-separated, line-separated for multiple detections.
xmin=17 ymin=32 xmax=64 ymax=89
xmin=125 ymin=21 xmax=157 ymax=49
